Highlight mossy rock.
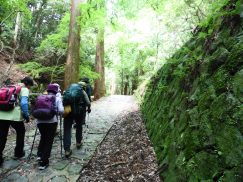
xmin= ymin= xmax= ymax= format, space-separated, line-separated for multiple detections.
xmin=208 ymin=47 xmax=229 ymax=74
xmin=225 ymin=43 xmax=243 ymax=74
xmin=210 ymin=93 xmax=236 ymax=123
xmin=233 ymin=69 xmax=243 ymax=102
xmin=215 ymin=125 xmax=243 ymax=167
xmin=211 ymin=68 xmax=230 ymax=94
xmin=186 ymin=151 xmax=222 ymax=180
xmin=188 ymin=107 xmax=200 ymax=127
xmin=233 ymin=104 xmax=243 ymax=134
xmin=198 ymin=86 xmax=216 ymax=112
xmin=219 ymin=164 xmax=243 ymax=182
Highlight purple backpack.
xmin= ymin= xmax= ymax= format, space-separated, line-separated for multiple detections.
xmin=32 ymin=94 xmax=56 ymax=120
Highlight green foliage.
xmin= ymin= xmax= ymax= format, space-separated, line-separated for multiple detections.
xmin=79 ymin=64 xmax=99 ymax=83
xmin=79 ymin=0 xmax=106 ymax=30
xmin=37 ymin=13 xmax=69 ymax=56
xmin=18 ymin=61 xmax=64 ymax=83
xmin=0 ymin=0 xmax=30 ymax=44
xmin=36 ymin=7 xmax=98 ymax=84
xmin=19 ymin=61 xmax=50 ymax=78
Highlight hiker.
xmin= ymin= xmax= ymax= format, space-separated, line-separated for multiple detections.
xmin=73 ymin=78 xmax=92 ymax=129
xmin=53 ymin=83 xmax=62 ymax=97
xmin=52 ymin=83 xmax=62 ymax=136
xmin=63 ymin=83 xmax=91 ymax=158
xmin=0 ymin=77 xmax=34 ymax=165
xmin=34 ymin=84 xmax=64 ymax=170
xmin=81 ymin=77 xmax=93 ymax=102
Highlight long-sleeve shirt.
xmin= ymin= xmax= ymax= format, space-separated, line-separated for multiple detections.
xmin=86 ymin=85 xmax=92 ymax=102
xmin=37 ymin=93 xmax=64 ymax=124
xmin=20 ymin=86 xmax=29 ymax=119
xmin=82 ymin=90 xmax=91 ymax=108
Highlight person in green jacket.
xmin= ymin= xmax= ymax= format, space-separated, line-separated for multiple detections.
xmin=0 ymin=77 xmax=33 ymax=166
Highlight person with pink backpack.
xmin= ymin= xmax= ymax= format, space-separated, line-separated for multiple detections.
xmin=33 ymin=83 xmax=64 ymax=170
xmin=0 ymin=77 xmax=34 ymax=166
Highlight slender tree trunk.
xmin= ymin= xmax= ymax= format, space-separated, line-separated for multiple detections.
xmin=131 ymin=69 xmax=138 ymax=93
xmin=13 ymin=12 xmax=21 ymax=47
xmin=94 ymin=28 xmax=106 ymax=100
xmin=64 ymin=0 xmax=82 ymax=89
xmin=121 ymin=69 xmax=124 ymax=94
xmin=110 ymin=76 xmax=116 ymax=95
xmin=32 ymin=1 xmax=47 ymax=42
xmin=124 ymin=75 xmax=129 ymax=95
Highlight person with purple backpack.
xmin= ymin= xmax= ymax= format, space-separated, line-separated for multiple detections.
xmin=33 ymin=84 xmax=64 ymax=170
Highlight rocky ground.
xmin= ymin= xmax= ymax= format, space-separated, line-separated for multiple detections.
xmin=0 ymin=95 xmax=160 ymax=181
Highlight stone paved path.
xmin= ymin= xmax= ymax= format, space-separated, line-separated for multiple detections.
xmin=0 ymin=95 xmax=138 ymax=181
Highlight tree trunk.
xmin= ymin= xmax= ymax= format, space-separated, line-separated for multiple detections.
xmin=124 ymin=75 xmax=129 ymax=95
xmin=64 ymin=0 xmax=82 ymax=89
xmin=94 ymin=28 xmax=106 ymax=100
xmin=13 ymin=12 xmax=22 ymax=48
xmin=34 ymin=0 xmax=48 ymax=42
xmin=131 ymin=69 xmax=138 ymax=93
xmin=120 ymin=69 xmax=124 ymax=94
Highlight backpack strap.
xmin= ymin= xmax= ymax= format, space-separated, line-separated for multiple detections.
xmin=48 ymin=92 xmax=58 ymax=115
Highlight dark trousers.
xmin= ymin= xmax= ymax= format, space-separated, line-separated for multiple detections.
xmin=63 ymin=110 xmax=86 ymax=151
xmin=37 ymin=122 xmax=57 ymax=164
xmin=0 ymin=120 xmax=25 ymax=158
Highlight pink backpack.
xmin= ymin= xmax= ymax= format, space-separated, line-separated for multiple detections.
xmin=0 ymin=85 xmax=22 ymax=111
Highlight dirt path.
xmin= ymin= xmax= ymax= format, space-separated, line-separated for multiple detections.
xmin=0 ymin=95 xmax=160 ymax=181
xmin=78 ymin=111 xmax=161 ymax=181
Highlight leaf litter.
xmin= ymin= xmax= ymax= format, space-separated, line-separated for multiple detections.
xmin=78 ymin=111 xmax=161 ymax=182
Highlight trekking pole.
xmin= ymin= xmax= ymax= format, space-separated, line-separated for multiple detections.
xmin=28 ymin=126 xmax=38 ymax=161
xmin=86 ymin=112 xmax=89 ymax=129
xmin=59 ymin=114 xmax=63 ymax=158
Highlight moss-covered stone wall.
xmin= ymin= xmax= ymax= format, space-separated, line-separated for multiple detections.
xmin=141 ymin=1 xmax=243 ymax=181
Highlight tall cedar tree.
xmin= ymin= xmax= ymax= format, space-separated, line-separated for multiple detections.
xmin=94 ymin=28 xmax=106 ymax=99
xmin=64 ymin=0 xmax=82 ymax=88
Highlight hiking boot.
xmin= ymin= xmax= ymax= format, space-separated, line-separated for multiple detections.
xmin=36 ymin=157 xmax=41 ymax=162
xmin=38 ymin=161 xmax=49 ymax=170
xmin=65 ymin=150 xmax=72 ymax=158
xmin=13 ymin=151 xmax=25 ymax=160
xmin=76 ymin=142 xmax=83 ymax=149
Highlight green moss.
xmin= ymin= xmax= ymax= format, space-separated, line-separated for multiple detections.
xmin=233 ymin=69 xmax=243 ymax=102
xmin=186 ymin=152 xmax=222 ymax=180
xmin=225 ymin=43 xmax=243 ymax=74
xmin=197 ymin=86 xmax=216 ymax=112
xmin=211 ymin=68 xmax=230 ymax=94
xmin=215 ymin=125 xmax=243 ymax=167
xmin=233 ymin=105 xmax=243 ymax=134
xmin=141 ymin=2 xmax=243 ymax=181
xmin=219 ymin=164 xmax=243 ymax=182
xmin=208 ymin=47 xmax=229 ymax=74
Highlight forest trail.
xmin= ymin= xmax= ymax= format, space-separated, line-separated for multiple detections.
xmin=0 ymin=95 xmax=159 ymax=181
